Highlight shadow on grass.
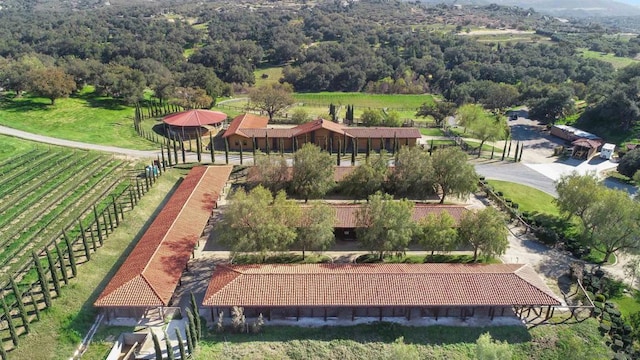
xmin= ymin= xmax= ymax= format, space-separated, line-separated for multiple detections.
xmin=61 ymin=176 xmax=185 ymax=342
xmin=74 ymin=92 xmax=127 ymax=111
xmin=0 ymin=96 xmax=50 ymax=112
xmin=205 ymin=322 xmax=532 ymax=345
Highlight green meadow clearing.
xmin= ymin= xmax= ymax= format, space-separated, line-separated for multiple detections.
xmin=580 ymin=49 xmax=639 ymax=69
xmin=0 ymin=88 xmax=156 ymax=150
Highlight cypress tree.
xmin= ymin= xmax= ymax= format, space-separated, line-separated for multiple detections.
xmin=351 ymin=138 xmax=356 ymax=165
xmin=167 ymin=139 xmax=173 ymax=167
xmin=81 ymin=224 xmax=91 ymax=259
xmin=93 ymin=205 xmax=103 ymax=245
xmin=1 ymin=296 xmax=18 ymax=347
xmin=129 ymin=188 xmax=136 ymax=207
xmin=54 ymin=242 xmax=69 ymax=285
xmin=173 ymin=138 xmax=178 ymax=164
xmin=32 ymin=251 xmax=51 ymax=308
xmin=501 ymin=137 xmax=508 ymax=161
xmin=119 ymin=203 xmax=124 ymax=220
xmin=164 ymin=330 xmax=175 ymax=360
xmin=252 ymin=136 xmax=257 ymax=163
xmin=186 ymin=310 xmax=198 ymax=348
xmin=112 ymin=196 xmax=120 ymax=227
xmin=161 ymin=144 xmax=166 ymax=169
xmin=195 ymin=131 xmax=202 ymax=163
xmin=280 ymin=138 xmax=284 ymax=156
xmin=175 ymin=328 xmax=187 ymax=360
xmin=518 ymin=143 xmax=524 ymax=162
xmin=239 ymin=141 xmax=243 ymax=165
xmin=180 ymin=136 xmax=186 ymax=164
xmin=29 ymin=290 xmax=40 ymax=321
xmin=45 ymin=248 xmax=60 ymax=296
xmin=9 ymin=278 xmax=29 ymax=334
xmin=337 ymin=139 xmax=341 ymax=166
xmin=135 ymin=178 xmax=142 ymax=199
xmin=210 ymin=133 xmax=215 ymax=163
xmin=491 ymin=143 xmax=495 ymax=159
xmin=507 ymin=139 xmax=512 ymax=158
xmin=185 ymin=321 xmax=195 ymax=354
xmin=102 ymin=210 xmax=109 ymax=236
xmin=224 ymin=137 xmax=230 ymax=164
xmin=63 ymin=230 xmax=77 ymax=277
xmin=380 ymin=136 xmax=384 ymax=152
xmin=265 ymin=133 xmax=270 ymax=155
xmin=107 ymin=207 xmax=114 ymax=233
xmin=190 ymin=292 xmax=201 ymax=340
xmin=366 ymin=137 xmax=371 ymax=160
xmin=329 ymin=136 xmax=333 ymax=155
xmin=152 ymin=331 xmax=163 ymax=360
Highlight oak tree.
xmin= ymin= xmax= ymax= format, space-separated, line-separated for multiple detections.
xmin=249 ymin=82 xmax=295 ymax=121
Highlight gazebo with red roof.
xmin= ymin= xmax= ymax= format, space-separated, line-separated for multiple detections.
xmin=163 ymin=109 xmax=228 ymax=138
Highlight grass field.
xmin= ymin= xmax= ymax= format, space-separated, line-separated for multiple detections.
xmin=254 ymin=67 xmax=285 ymax=88
xmin=610 ymin=292 xmax=640 ymax=318
xmin=486 ymin=180 xmax=560 ymax=216
xmin=419 ymin=128 xmax=444 ymax=136
xmin=0 ymin=134 xmax=40 ymax=161
xmin=580 ymin=49 xmax=639 ymax=69
xmin=194 ymin=318 xmax=611 ymax=359
xmin=293 ymin=92 xmax=432 ymax=110
xmin=12 ymin=168 xmax=187 ymax=360
xmin=0 ymin=88 xmax=157 ymax=150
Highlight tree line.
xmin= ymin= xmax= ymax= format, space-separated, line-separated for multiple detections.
xmin=218 ymin=186 xmax=508 ymax=263
xmin=251 ymin=143 xmax=478 ymax=204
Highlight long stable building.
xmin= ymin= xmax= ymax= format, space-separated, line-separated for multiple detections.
xmin=94 ymin=165 xmax=233 ymax=319
xmin=202 ymin=263 xmax=561 ymax=322
xmin=223 ymin=114 xmax=421 ymax=152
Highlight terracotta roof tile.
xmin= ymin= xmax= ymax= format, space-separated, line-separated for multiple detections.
xmin=292 ymin=119 xmax=348 ymax=137
xmin=326 ymin=203 xmax=468 ymax=228
xmin=163 ymin=109 xmax=227 ymax=127
xmin=95 ymin=165 xmax=233 ymax=308
xmin=241 ymin=128 xmax=298 ymax=138
xmin=203 ymin=264 xmax=561 ymax=307
xmin=345 ymin=127 xmax=421 ymax=139
xmin=223 ymin=113 xmax=269 ymax=138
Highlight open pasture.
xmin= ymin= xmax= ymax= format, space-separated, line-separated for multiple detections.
xmin=0 ymin=88 xmax=156 ymax=150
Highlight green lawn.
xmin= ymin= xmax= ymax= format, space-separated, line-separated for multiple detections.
xmin=486 ymin=180 xmax=560 ymax=216
xmin=254 ymin=67 xmax=285 ymax=88
xmin=419 ymin=128 xmax=444 ymax=136
xmin=0 ymin=88 xmax=157 ymax=150
xmin=293 ymin=92 xmax=433 ymax=110
xmin=610 ymin=292 xmax=640 ymax=318
xmin=0 ymin=134 xmax=40 ymax=162
xmin=10 ymin=169 xmax=187 ymax=360
xmin=194 ymin=319 xmax=611 ymax=360
xmin=580 ymin=49 xmax=639 ymax=69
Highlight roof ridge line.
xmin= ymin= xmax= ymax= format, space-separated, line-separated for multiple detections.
xmin=140 ymin=273 xmax=167 ymax=305
xmin=141 ymin=167 xmax=207 ymax=276
xmin=513 ymin=265 xmax=561 ymax=301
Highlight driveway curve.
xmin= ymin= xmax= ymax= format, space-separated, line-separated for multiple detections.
xmin=474 ymin=160 xmax=558 ymax=196
xmin=0 ymin=124 xmax=161 ymax=159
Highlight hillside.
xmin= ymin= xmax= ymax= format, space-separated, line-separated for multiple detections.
xmin=419 ymin=0 xmax=640 ymax=17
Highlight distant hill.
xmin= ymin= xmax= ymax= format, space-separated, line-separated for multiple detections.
xmin=419 ymin=0 xmax=640 ymax=17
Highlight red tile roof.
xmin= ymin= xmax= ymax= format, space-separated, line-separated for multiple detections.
xmin=292 ymin=119 xmax=350 ymax=137
xmin=345 ymin=127 xmax=421 ymax=139
xmin=163 ymin=109 xmax=227 ymax=127
xmin=247 ymin=165 xmax=359 ymax=183
xmin=222 ymin=113 xmax=269 ymax=138
xmin=326 ymin=203 xmax=468 ymax=228
xmin=202 ymin=263 xmax=561 ymax=307
xmin=94 ymin=165 xmax=233 ymax=308
xmin=241 ymin=128 xmax=297 ymax=138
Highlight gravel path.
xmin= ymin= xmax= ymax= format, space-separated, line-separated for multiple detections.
xmin=0 ymin=124 xmax=161 ymax=159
